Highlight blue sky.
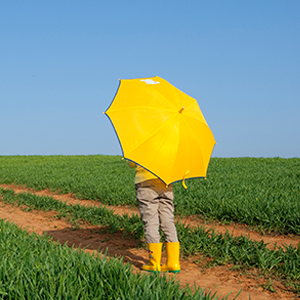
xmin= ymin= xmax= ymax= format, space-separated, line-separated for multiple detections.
xmin=1 ymin=1 xmax=299 ymax=158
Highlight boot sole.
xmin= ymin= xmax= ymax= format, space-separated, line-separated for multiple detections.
xmin=168 ymin=270 xmax=180 ymax=273
xmin=141 ymin=269 xmax=161 ymax=273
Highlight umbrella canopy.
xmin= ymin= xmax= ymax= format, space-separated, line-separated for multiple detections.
xmin=104 ymin=76 xmax=216 ymax=187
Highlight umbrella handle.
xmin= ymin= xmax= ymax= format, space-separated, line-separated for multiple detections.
xmin=182 ymin=170 xmax=190 ymax=189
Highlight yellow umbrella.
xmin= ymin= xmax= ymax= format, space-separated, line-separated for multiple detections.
xmin=104 ymin=76 xmax=216 ymax=188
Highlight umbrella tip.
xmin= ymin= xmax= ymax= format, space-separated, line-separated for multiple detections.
xmin=178 ymin=107 xmax=185 ymax=114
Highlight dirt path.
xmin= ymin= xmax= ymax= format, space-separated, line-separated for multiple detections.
xmin=0 ymin=184 xmax=298 ymax=300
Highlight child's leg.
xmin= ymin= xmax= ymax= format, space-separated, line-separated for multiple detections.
xmin=136 ymin=182 xmax=160 ymax=243
xmin=158 ymin=190 xmax=178 ymax=243
xmin=159 ymin=189 xmax=181 ymax=273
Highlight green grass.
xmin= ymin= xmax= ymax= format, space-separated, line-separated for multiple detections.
xmin=1 ymin=187 xmax=300 ymax=293
xmin=0 ymin=155 xmax=135 ymax=204
xmin=174 ymin=157 xmax=300 ymax=235
xmin=0 ymin=155 xmax=299 ymax=234
xmin=0 ymin=218 xmax=227 ymax=300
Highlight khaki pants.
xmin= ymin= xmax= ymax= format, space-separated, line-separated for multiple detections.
xmin=135 ymin=179 xmax=179 ymax=244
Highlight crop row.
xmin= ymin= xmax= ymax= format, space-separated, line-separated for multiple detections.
xmin=0 ymin=155 xmax=299 ymax=235
xmin=1 ymin=187 xmax=300 ymax=294
xmin=0 ymin=218 xmax=224 ymax=300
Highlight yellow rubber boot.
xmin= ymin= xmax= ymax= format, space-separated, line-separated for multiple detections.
xmin=142 ymin=243 xmax=162 ymax=272
xmin=161 ymin=242 xmax=181 ymax=273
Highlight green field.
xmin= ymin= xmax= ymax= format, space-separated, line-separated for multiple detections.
xmin=1 ymin=155 xmax=300 ymax=297
xmin=1 ymin=187 xmax=300 ymax=285
xmin=0 ymin=218 xmax=223 ymax=300
xmin=0 ymin=155 xmax=299 ymax=234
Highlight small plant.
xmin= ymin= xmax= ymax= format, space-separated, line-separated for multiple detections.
xmin=261 ymin=278 xmax=276 ymax=293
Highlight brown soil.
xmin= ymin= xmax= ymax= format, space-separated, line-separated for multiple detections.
xmin=0 ymin=183 xmax=299 ymax=300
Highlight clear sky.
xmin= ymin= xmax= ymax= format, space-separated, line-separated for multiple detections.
xmin=1 ymin=1 xmax=299 ymax=158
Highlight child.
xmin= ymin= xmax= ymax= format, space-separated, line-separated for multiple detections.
xmin=127 ymin=160 xmax=181 ymax=273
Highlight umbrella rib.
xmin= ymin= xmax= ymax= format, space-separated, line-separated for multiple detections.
xmin=140 ymin=82 xmax=180 ymax=110
xmin=182 ymin=116 xmax=215 ymax=171
xmin=126 ymin=114 xmax=178 ymax=158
